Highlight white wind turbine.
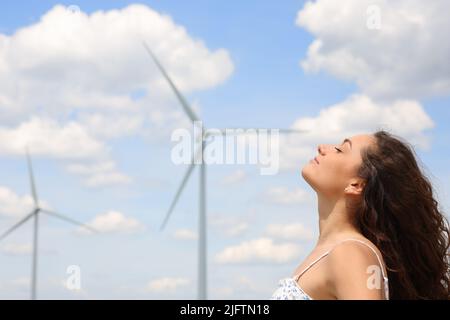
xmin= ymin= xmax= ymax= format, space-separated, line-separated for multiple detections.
xmin=0 ymin=151 xmax=96 ymax=300
xmin=143 ymin=42 xmax=307 ymax=300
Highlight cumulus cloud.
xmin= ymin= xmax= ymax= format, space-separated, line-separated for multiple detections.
xmin=297 ymin=0 xmax=450 ymax=99
xmin=0 ymin=242 xmax=57 ymax=256
xmin=211 ymin=275 xmax=270 ymax=299
xmin=0 ymin=4 xmax=234 ymax=185
xmin=264 ymin=187 xmax=311 ymax=205
xmin=210 ymin=213 xmax=250 ymax=238
xmin=9 ymin=277 xmax=30 ymax=289
xmin=265 ymin=223 xmax=315 ymax=241
xmin=146 ymin=277 xmax=190 ymax=293
xmin=221 ymin=170 xmax=247 ymax=185
xmin=0 ymin=116 xmax=130 ymax=188
xmin=66 ymin=161 xmax=132 ymax=188
xmin=0 ymin=243 xmax=32 ymax=256
xmin=278 ymin=94 xmax=434 ymax=170
xmin=0 ymin=4 xmax=233 ymax=123
xmin=79 ymin=211 xmax=144 ymax=234
xmin=0 ymin=117 xmax=106 ymax=159
xmin=0 ymin=186 xmax=50 ymax=217
xmin=78 ymin=112 xmax=144 ymax=140
xmin=0 ymin=186 xmax=35 ymax=218
xmin=172 ymin=228 xmax=197 ymax=241
xmin=215 ymin=237 xmax=302 ymax=264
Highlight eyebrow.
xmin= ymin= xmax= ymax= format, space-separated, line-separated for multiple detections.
xmin=342 ymin=138 xmax=353 ymax=149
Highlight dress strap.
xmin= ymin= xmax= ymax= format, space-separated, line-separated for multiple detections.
xmin=333 ymin=239 xmax=388 ymax=278
xmin=294 ymin=251 xmax=331 ymax=281
xmin=293 ymin=238 xmax=389 ymax=299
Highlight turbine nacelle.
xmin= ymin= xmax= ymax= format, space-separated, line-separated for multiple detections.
xmin=143 ymin=42 xmax=308 ymax=300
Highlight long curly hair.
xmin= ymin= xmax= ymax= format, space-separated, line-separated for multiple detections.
xmin=355 ymin=130 xmax=450 ymax=299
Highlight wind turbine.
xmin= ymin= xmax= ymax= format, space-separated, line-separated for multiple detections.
xmin=143 ymin=42 xmax=307 ymax=300
xmin=0 ymin=151 xmax=96 ymax=300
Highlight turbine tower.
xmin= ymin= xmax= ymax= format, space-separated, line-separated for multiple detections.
xmin=143 ymin=42 xmax=307 ymax=300
xmin=0 ymin=151 xmax=96 ymax=300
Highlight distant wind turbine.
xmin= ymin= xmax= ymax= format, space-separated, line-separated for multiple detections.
xmin=0 ymin=150 xmax=96 ymax=300
xmin=143 ymin=42 xmax=308 ymax=300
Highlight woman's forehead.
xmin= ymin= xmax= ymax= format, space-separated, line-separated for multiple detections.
xmin=347 ymin=134 xmax=376 ymax=149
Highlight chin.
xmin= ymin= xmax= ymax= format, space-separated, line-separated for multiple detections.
xmin=301 ymin=163 xmax=310 ymax=182
xmin=301 ymin=164 xmax=317 ymax=191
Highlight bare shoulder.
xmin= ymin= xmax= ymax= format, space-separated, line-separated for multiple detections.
xmin=325 ymin=238 xmax=386 ymax=299
xmin=327 ymin=239 xmax=382 ymax=271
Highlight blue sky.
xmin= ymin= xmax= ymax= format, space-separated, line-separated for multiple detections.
xmin=0 ymin=0 xmax=449 ymax=299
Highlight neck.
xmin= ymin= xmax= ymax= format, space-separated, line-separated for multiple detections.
xmin=316 ymin=193 xmax=360 ymax=247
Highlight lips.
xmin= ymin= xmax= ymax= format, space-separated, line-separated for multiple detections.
xmin=314 ymin=157 xmax=319 ymax=164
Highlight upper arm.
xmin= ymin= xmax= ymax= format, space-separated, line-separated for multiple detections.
xmin=326 ymin=241 xmax=385 ymax=300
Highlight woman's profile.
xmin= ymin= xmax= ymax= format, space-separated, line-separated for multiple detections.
xmin=271 ymin=130 xmax=450 ymax=300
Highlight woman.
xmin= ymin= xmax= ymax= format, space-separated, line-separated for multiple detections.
xmin=271 ymin=130 xmax=450 ymax=300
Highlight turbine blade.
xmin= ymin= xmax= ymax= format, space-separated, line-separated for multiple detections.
xmin=0 ymin=210 xmax=35 ymax=241
xmin=41 ymin=209 xmax=97 ymax=233
xmin=26 ymin=149 xmax=39 ymax=207
xmin=142 ymin=42 xmax=199 ymax=123
xmin=160 ymin=150 xmax=201 ymax=231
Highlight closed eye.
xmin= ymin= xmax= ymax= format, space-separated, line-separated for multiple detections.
xmin=335 ymin=147 xmax=343 ymax=153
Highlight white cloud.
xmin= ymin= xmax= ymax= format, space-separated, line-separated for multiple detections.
xmin=264 ymin=187 xmax=310 ymax=205
xmin=172 ymin=228 xmax=197 ymax=241
xmin=1 ymin=243 xmax=32 ymax=256
xmin=0 ymin=4 xmax=234 ymax=186
xmin=265 ymin=223 xmax=315 ymax=241
xmin=297 ymin=0 xmax=450 ymax=99
xmin=0 ymin=186 xmax=35 ymax=217
xmin=0 ymin=4 xmax=233 ymax=126
xmin=0 ymin=117 xmax=133 ymax=188
xmin=84 ymin=172 xmax=131 ymax=188
xmin=224 ymin=222 xmax=249 ymax=237
xmin=279 ymin=94 xmax=434 ymax=170
xmin=210 ymin=213 xmax=251 ymax=237
xmin=79 ymin=211 xmax=144 ymax=234
xmin=78 ymin=112 xmax=144 ymax=140
xmin=0 ymin=117 xmax=106 ymax=159
xmin=67 ymin=161 xmax=132 ymax=188
xmin=221 ymin=170 xmax=247 ymax=185
xmin=10 ymin=277 xmax=30 ymax=289
xmin=215 ymin=237 xmax=302 ymax=264
xmin=146 ymin=277 xmax=190 ymax=293
xmin=211 ymin=275 xmax=271 ymax=299
xmin=234 ymin=275 xmax=264 ymax=294
xmin=0 ymin=242 xmax=57 ymax=257
xmin=212 ymin=286 xmax=234 ymax=298
xmin=0 ymin=186 xmax=50 ymax=217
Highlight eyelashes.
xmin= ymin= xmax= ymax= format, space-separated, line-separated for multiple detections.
xmin=335 ymin=147 xmax=343 ymax=153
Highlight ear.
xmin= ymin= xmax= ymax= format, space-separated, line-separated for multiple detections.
xmin=344 ymin=180 xmax=366 ymax=196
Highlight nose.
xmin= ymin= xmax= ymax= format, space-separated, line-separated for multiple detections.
xmin=317 ymin=144 xmax=331 ymax=155
xmin=318 ymin=144 xmax=325 ymax=155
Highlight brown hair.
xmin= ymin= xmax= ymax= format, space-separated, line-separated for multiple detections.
xmin=355 ymin=130 xmax=450 ymax=299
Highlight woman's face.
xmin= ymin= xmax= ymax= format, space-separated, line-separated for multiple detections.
xmin=301 ymin=134 xmax=376 ymax=198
